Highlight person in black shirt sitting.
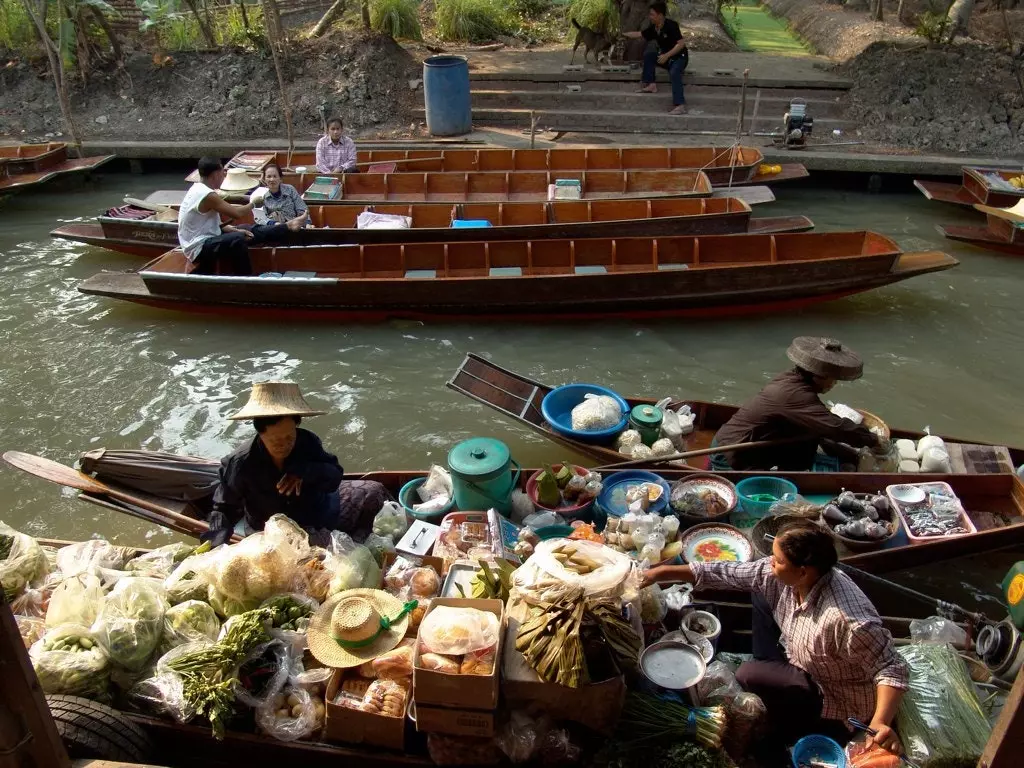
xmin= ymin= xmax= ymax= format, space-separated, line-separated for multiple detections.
xmin=203 ymin=382 xmax=390 ymax=547
xmin=623 ymin=1 xmax=689 ymax=115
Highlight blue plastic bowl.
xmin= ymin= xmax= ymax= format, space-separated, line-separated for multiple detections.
xmin=541 ymin=384 xmax=629 ymax=445
xmin=399 ymin=477 xmax=455 ymax=523
xmin=535 ymin=524 xmax=575 ymax=540
xmin=596 ymin=470 xmax=672 ymax=519
xmin=733 ymin=476 xmax=799 ymax=527
xmin=791 ymin=735 xmax=847 ymax=768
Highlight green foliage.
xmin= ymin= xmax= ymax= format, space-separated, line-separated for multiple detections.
xmin=914 ymin=9 xmax=951 ymax=43
xmin=0 ymin=0 xmax=36 ymax=55
xmin=434 ymin=0 xmax=511 ymax=42
xmin=566 ymin=0 xmax=617 ymax=35
xmin=137 ymin=0 xmax=264 ymax=51
xmin=510 ymin=0 xmax=548 ymax=18
xmin=370 ymin=0 xmax=422 ymax=39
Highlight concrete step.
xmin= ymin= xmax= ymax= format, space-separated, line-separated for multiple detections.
xmin=416 ymin=107 xmax=855 ymax=136
xmin=470 ymin=80 xmax=848 ymax=100
xmin=469 ymin=71 xmax=852 ymax=90
xmin=470 ymin=89 xmax=844 ymax=117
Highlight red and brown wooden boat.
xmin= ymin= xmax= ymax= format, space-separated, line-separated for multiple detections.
xmin=193 ymin=145 xmax=809 ymax=187
xmin=938 ymin=202 xmax=1024 ymax=258
xmin=52 ymin=196 xmax=813 ymax=259
xmin=446 ymin=352 xmax=1024 ymax=473
xmin=914 ymin=166 xmax=1024 ymax=209
xmin=76 ymin=231 xmax=957 ymax=320
xmin=0 ymin=142 xmax=115 ymax=192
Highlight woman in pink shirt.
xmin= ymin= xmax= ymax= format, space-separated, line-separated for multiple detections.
xmin=315 ymin=116 xmax=359 ymax=173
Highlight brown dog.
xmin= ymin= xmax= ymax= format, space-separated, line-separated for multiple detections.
xmin=570 ymin=18 xmax=613 ymax=65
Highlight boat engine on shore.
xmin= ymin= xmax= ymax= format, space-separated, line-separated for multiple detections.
xmin=780 ymin=98 xmax=813 ymax=148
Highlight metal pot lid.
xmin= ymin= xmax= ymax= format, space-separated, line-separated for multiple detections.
xmin=630 ymin=404 xmax=664 ymax=427
xmin=447 ymin=437 xmax=511 ymax=478
xmin=786 ymin=336 xmax=863 ymax=381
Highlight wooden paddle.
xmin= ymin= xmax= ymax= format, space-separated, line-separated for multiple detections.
xmin=594 ymin=436 xmax=806 ymax=471
xmin=352 ymin=156 xmax=444 ymax=170
xmin=1 ymin=451 xmax=239 ymax=543
xmin=123 ymin=196 xmax=174 ymax=213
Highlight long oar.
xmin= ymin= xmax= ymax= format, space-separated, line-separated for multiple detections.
xmin=595 ymin=436 xmax=806 ymax=472
xmin=2 ymin=451 xmax=238 ymax=543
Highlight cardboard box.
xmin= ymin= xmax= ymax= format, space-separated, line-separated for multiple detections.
xmin=413 ymin=597 xmax=504 ymax=710
xmin=323 ymin=669 xmax=408 ymax=751
xmin=414 ymin=703 xmax=496 ymax=738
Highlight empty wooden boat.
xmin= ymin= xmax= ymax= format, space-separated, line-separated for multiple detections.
xmin=0 ymin=142 xmax=115 ymax=192
xmin=51 ymin=196 xmax=814 ymax=258
xmin=191 ymin=146 xmax=809 ymax=186
xmin=77 ymin=231 xmax=957 ymax=320
xmin=447 ymin=352 xmax=1022 ymax=472
xmin=937 ymin=201 xmax=1024 ymax=258
xmin=914 ymin=166 xmax=1024 ymax=209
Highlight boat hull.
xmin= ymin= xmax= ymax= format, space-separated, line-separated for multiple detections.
xmin=939 ymin=223 xmax=1024 ymax=257
xmin=914 ymin=166 xmax=1024 ymax=209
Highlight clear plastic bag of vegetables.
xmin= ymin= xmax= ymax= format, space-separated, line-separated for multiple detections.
xmin=235 ymin=640 xmax=291 ymax=709
xmin=56 ymin=539 xmax=132 ymax=576
xmin=46 ymin=571 xmax=105 ymax=628
xmin=895 ymin=643 xmax=992 ymax=768
xmin=207 ymin=583 xmax=261 ymax=619
xmin=324 ymin=531 xmax=380 ymax=595
xmin=30 ymin=623 xmax=112 ymax=701
xmin=164 ymin=550 xmax=214 ymax=605
xmin=125 ymin=542 xmax=197 ymax=580
xmin=260 ymin=593 xmax=319 ymax=651
xmin=11 ymin=570 xmax=61 ymax=618
xmin=17 ymin=615 xmax=46 ymax=648
xmin=371 ymin=501 xmax=408 ymax=543
xmin=161 ymin=599 xmax=221 ymax=653
xmin=129 ymin=671 xmax=196 ymax=723
xmin=0 ymin=521 xmax=49 ymax=601
xmin=94 ymin=577 xmax=169 ymax=671
xmin=256 ymin=686 xmax=318 ymax=742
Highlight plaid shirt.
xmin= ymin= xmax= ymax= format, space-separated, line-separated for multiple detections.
xmin=315 ymin=134 xmax=357 ymax=172
xmin=692 ymin=558 xmax=909 ymax=722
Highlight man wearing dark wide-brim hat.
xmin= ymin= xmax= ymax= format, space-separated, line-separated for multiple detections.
xmin=203 ymin=382 xmax=390 ymax=547
xmin=709 ymin=337 xmax=883 ymax=472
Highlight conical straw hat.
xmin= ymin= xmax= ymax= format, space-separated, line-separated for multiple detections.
xmin=219 ymin=167 xmax=260 ymax=192
xmin=228 ymin=381 xmax=328 ymax=420
xmin=974 ymin=199 xmax=1024 ymax=224
xmin=786 ymin=336 xmax=863 ymax=381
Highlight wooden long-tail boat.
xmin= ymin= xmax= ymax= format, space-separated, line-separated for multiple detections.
xmin=76 ymin=231 xmax=957 ymax=320
xmin=0 ymin=142 xmax=115 ymax=193
xmin=191 ymin=146 xmax=809 ymax=187
xmin=914 ymin=166 xmax=1024 ymax=209
xmin=937 ymin=202 xmax=1024 ymax=258
xmin=52 ymin=196 xmax=814 ymax=259
xmin=446 ymin=353 xmax=1024 ymax=473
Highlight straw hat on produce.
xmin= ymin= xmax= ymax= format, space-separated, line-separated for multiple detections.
xmin=786 ymin=336 xmax=863 ymax=381
xmin=228 ymin=381 xmax=328 ymax=420
xmin=974 ymin=199 xmax=1024 ymax=224
xmin=307 ymin=589 xmax=416 ymax=668
xmin=219 ymin=167 xmax=260 ymax=192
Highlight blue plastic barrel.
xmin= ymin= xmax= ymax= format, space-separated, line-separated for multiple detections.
xmin=423 ymin=55 xmax=472 ymax=137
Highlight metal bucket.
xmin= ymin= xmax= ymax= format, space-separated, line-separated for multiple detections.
xmin=638 ymin=640 xmax=707 ymax=706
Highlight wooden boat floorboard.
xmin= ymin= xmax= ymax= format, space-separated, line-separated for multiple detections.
xmin=0 ymin=155 xmax=115 ymax=192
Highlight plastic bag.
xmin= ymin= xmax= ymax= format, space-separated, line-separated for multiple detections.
xmin=522 ymin=511 xmax=560 ymax=530
xmin=697 ymin=660 xmax=742 ymax=704
xmin=0 ymin=521 xmax=49 ymax=600
xmin=639 ymin=584 xmax=668 ymax=624
xmin=162 ymin=600 xmax=221 ymax=652
xmin=257 ymin=686 xmax=318 ymax=742
xmin=662 ymin=583 xmax=693 ymax=612
xmin=767 ymin=493 xmax=823 ymax=519
xmin=724 ymin=692 xmax=767 ymax=760
xmin=129 ymin=672 xmax=195 ymax=722
xmin=11 ymin=570 xmax=61 ymax=617
xmin=497 ymin=710 xmax=550 ymax=763
xmin=616 ymin=430 xmax=643 ymax=454
xmin=909 ymin=616 xmax=968 ymax=648
xmin=125 ymin=542 xmax=196 ymax=580
xmin=419 ymin=606 xmax=500 ymax=655
xmin=570 ymin=394 xmax=623 ymax=432
xmin=164 ymin=551 xmax=214 ymax=605
xmin=16 ymin=615 xmax=46 ymax=648
xmin=236 ymin=640 xmax=291 ymax=709
xmin=372 ymin=500 xmax=409 ymax=542
xmin=513 ymin=539 xmax=637 ymax=602
xmin=31 ymin=623 xmax=111 ymax=701
xmin=373 ymin=641 xmax=414 ymax=679
xmin=46 ymin=571 xmax=105 ymax=628
xmin=655 ymin=397 xmax=684 ymax=449
xmin=896 ymin=643 xmax=991 ymax=768
xmin=846 ymin=733 xmax=902 ymax=768
xmin=324 ymin=532 xmax=380 ymax=595
xmin=205 ymin=515 xmax=311 ymax=606
xmin=830 ymin=403 xmax=863 ymax=424
xmin=419 ymin=465 xmax=454 ymax=502
xmin=207 ymin=583 xmax=261 ymax=618
xmin=362 ymin=533 xmax=395 ymax=566
xmin=920 ymin=446 xmax=952 ymax=473
xmin=94 ymin=577 xmax=168 ymax=671
xmin=383 ymin=557 xmax=441 ymax=601
xmin=56 ymin=539 xmax=131 ymax=577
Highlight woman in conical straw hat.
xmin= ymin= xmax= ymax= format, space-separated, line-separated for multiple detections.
xmin=203 ymin=381 xmax=391 ymax=547
xmin=708 ymin=336 xmax=886 ymax=472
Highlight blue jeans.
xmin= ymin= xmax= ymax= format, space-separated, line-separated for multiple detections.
xmin=642 ymin=49 xmax=688 ymax=106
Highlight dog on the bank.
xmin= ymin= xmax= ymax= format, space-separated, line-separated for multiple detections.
xmin=570 ymin=18 xmax=613 ymax=65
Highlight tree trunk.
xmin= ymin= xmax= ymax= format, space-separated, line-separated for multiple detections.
xmin=71 ymin=4 xmax=92 ymax=82
xmin=944 ymin=0 xmax=976 ymax=40
xmin=182 ymin=0 xmax=218 ymax=47
xmin=896 ymin=0 xmax=908 ymax=23
xmin=21 ymin=0 xmax=81 ymax=151
xmin=236 ymin=0 xmax=251 ymax=32
xmin=263 ymin=0 xmax=287 ymax=53
xmin=260 ymin=0 xmax=295 ymax=161
xmin=309 ymin=0 xmax=348 ymax=37
xmin=361 ymin=0 xmax=369 ymax=27
xmin=88 ymin=5 xmax=123 ymax=61
xmin=872 ymin=0 xmax=883 ymax=21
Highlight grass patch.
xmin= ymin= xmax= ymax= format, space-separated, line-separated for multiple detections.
xmin=434 ymin=0 xmax=511 ymax=42
xmin=154 ymin=5 xmax=265 ymax=51
xmin=371 ymin=0 xmax=422 ymax=39
xmin=718 ymin=0 xmax=810 ymax=56
xmin=566 ymin=0 xmax=617 ymax=35
xmin=0 ymin=0 xmax=38 ymax=56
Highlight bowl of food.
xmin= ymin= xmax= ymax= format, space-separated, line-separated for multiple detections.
xmin=669 ymin=475 xmax=737 ymax=528
xmin=888 ymin=484 xmax=926 ymax=505
xmin=821 ymin=491 xmax=900 ymax=551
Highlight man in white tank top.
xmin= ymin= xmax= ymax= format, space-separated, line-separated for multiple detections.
xmin=178 ymin=157 xmax=266 ymax=275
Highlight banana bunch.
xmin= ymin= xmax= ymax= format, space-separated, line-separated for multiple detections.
xmin=458 ymin=559 xmax=515 ymax=601
xmin=759 ymin=163 xmax=783 ymax=176
xmin=1009 ymin=175 xmax=1024 ymax=189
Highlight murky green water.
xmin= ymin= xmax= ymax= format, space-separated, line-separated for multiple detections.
xmin=1 ymin=171 xmax=1021 ymax=610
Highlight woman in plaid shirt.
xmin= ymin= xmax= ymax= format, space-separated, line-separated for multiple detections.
xmin=644 ymin=520 xmax=908 ymax=754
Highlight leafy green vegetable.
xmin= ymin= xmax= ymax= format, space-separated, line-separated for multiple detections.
xmin=597 ymin=739 xmax=729 ymax=768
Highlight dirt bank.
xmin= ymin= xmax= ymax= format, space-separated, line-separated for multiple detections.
xmin=0 ymin=31 xmax=420 ymax=143
xmin=842 ymin=41 xmax=1024 ymax=156
xmin=761 ymin=0 xmax=914 ymax=61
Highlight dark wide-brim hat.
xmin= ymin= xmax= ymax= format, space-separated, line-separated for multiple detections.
xmin=786 ymin=336 xmax=863 ymax=381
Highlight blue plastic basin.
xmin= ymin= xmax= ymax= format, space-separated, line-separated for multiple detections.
xmin=791 ymin=735 xmax=847 ymax=768
xmin=541 ymin=384 xmax=629 ymax=445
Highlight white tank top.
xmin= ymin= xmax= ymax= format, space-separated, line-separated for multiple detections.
xmin=178 ymin=182 xmax=222 ymax=261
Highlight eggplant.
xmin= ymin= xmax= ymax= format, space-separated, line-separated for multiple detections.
xmin=870 ymin=495 xmax=890 ymax=514
xmin=823 ymin=504 xmax=851 ymax=526
xmin=835 ymin=518 xmax=871 ymax=539
xmin=836 ymin=491 xmax=867 ymax=516
xmin=864 ymin=521 xmax=890 ymax=540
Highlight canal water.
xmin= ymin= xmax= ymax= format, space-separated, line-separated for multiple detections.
xmin=0 ymin=170 xmax=1021 ymax=613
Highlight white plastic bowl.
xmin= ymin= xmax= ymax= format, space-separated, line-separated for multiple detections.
xmin=889 ymin=484 xmax=926 ymax=504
